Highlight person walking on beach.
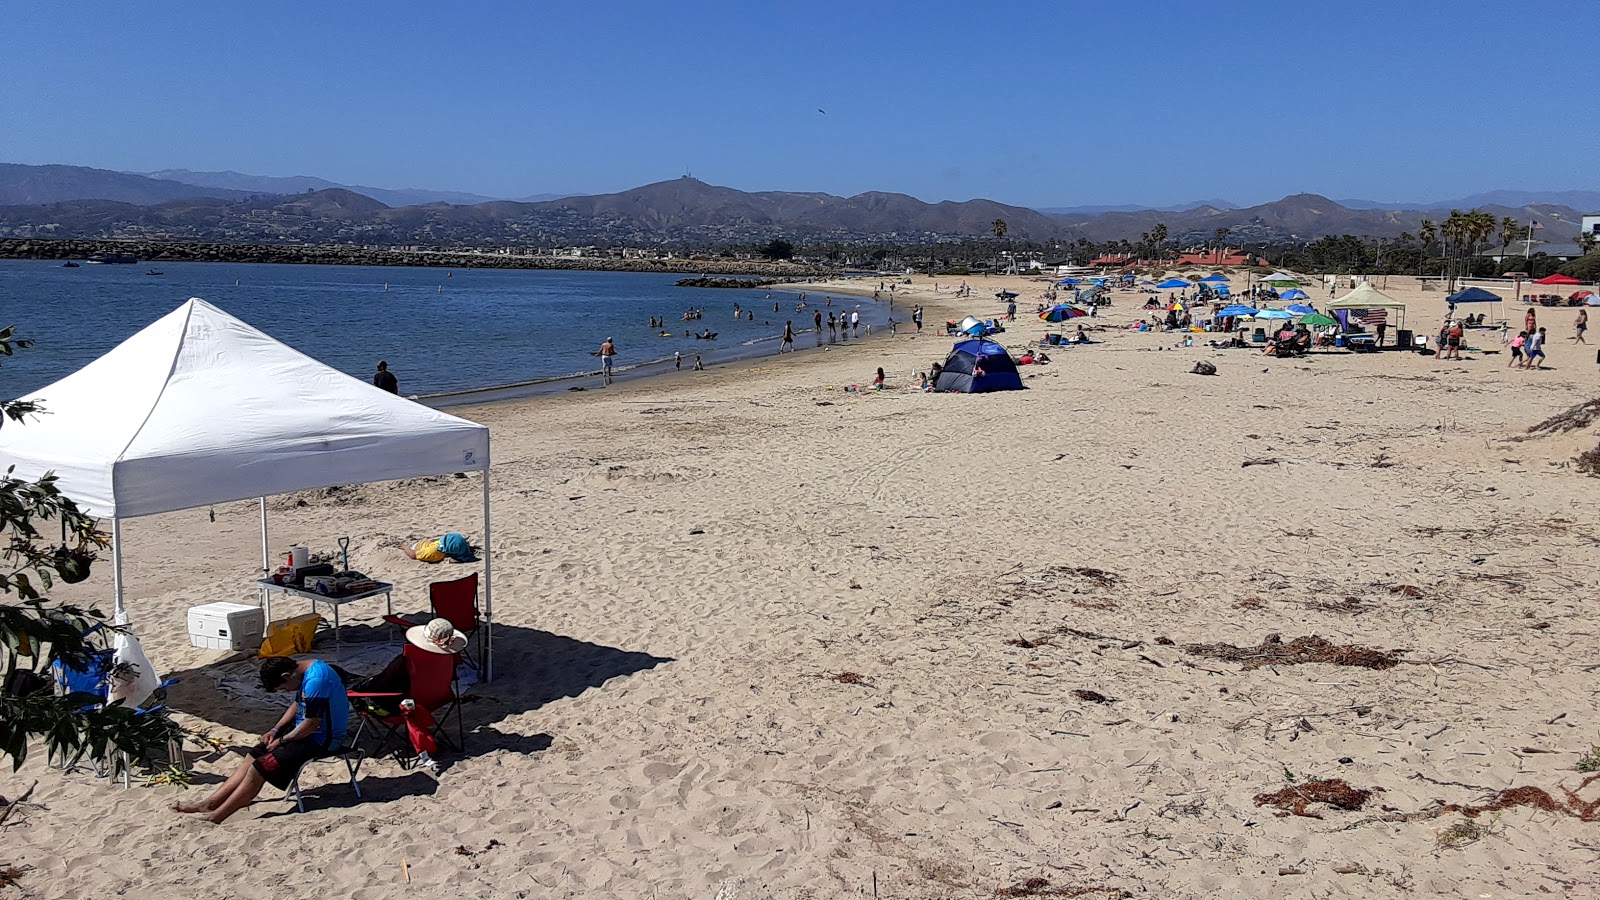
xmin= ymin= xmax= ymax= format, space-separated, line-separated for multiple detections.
xmin=1523 ymin=327 xmax=1548 ymax=369
xmin=1573 ymin=308 xmax=1587 ymax=344
xmin=828 ymin=312 xmax=838 ymax=342
xmin=598 ymin=336 xmax=617 ymax=384
xmin=693 ymin=354 xmax=704 ymax=370
xmin=373 ymin=360 xmax=398 ymax=394
xmin=1525 ymin=307 xmax=1537 ymax=338
xmin=781 ymin=320 xmax=795 ymax=353
xmin=913 ymin=305 xmax=923 ymax=332
xmin=1508 ymin=331 xmax=1526 ymax=367
xmin=674 ymin=350 xmax=682 ymax=371
xmin=850 ymin=310 xmax=860 ymax=336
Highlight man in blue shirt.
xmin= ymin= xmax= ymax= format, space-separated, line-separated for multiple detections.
xmin=173 ymin=656 xmax=349 ymax=823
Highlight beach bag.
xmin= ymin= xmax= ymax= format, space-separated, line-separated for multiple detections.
xmin=108 ymin=610 xmax=160 ymax=708
xmin=258 ymin=613 xmax=322 ymax=658
xmin=1191 ymin=361 xmax=1218 ymax=376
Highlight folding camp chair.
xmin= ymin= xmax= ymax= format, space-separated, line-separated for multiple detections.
xmin=347 ymin=643 xmax=465 ymax=772
xmin=286 ymin=742 xmax=364 ymax=813
xmin=385 ymin=573 xmax=484 ymax=673
xmin=50 ymin=627 xmax=181 ymax=787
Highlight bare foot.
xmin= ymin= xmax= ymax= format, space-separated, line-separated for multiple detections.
xmin=172 ymin=800 xmax=210 ymax=814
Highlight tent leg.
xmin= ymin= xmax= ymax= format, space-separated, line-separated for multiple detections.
xmin=482 ymin=471 xmax=493 ymax=683
xmin=111 ymin=518 xmax=126 ymax=618
xmin=259 ymin=498 xmax=269 ymax=574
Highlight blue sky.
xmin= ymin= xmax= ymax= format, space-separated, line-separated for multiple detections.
xmin=5 ymin=1 xmax=1597 ymax=208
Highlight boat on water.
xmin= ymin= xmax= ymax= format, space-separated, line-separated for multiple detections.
xmin=61 ymin=261 xmax=80 ymax=268
xmin=146 ymin=270 xmax=164 ymax=276
xmin=85 ymin=253 xmax=138 ymax=265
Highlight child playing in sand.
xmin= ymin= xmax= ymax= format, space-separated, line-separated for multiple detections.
xmin=1508 ymin=331 xmax=1525 ymax=367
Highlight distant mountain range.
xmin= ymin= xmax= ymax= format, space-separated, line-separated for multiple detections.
xmin=0 ymin=163 xmax=1589 ymax=247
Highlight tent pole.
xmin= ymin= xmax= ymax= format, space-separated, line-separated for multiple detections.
xmin=259 ymin=498 xmax=269 ymax=573
xmin=481 ymin=470 xmax=494 ymax=682
xmin=111 ymin=518 xmax=126 ymax=618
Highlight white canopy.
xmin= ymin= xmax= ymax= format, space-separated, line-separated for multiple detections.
xmin=0 ymin=298 xmax=498 ymax=677
xmin=1 ymin=297 xmax=488 ymax=518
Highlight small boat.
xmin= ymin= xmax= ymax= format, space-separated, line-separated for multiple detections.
xmin=146 ymin=270 xmax=164 ymax=276
xmin=61 ymin=261 xmax=80 ymax=268
xmin=85 ymin=253 xmax=138 ymax=265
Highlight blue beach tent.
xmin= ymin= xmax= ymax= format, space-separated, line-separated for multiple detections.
xmin=1445 ymin=287 xmax=1501 ymax=304
xmin=1200 ymin=274 xmax=1230 ymax=283
xmin=1156 ymin=278 xmax=1191 ymax=289
xmin=934 ymin=339 xmax=1025 ymax=393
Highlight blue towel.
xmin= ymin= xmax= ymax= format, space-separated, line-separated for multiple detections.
xmin=437 ymin=532 xmax=475 ymax=562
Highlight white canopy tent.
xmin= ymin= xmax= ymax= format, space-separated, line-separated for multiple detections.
xmin=0 ymin=298 xmax=499 ymax=677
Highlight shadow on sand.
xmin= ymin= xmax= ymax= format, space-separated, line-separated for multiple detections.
xmin=159 ymin=622 xmax=672 ymax=777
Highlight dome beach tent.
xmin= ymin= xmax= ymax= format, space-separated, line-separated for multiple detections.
xmin=0 ymin=298 xmax=502 ymax=679
xmin=934 ymin=339 xmax=1024 ymax=393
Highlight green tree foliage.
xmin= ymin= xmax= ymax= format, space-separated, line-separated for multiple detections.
xmin=757 ymin=238 xmax=794 ymax=261
xmin=1 ymin=325 xmax=179 ymax=771
xmin=1560 ymin=250 xmax=1600 ymax=282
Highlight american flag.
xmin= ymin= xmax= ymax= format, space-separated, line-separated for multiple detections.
xmin=1356 ymin=309 xmax=1387 ymax=327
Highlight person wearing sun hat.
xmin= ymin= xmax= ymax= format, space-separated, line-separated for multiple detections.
xmin=407 ymin=617 xmax=467 ymax=656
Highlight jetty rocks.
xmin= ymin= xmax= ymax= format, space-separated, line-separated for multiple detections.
xmin=673 ymin=276 xmax=780 ymax=289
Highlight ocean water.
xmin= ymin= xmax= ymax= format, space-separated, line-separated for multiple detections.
xmin=0 ymin=260 xmax=894 ymax=400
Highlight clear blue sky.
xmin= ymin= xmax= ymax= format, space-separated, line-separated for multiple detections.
xmin=5 ymin=1 xmax=1596 ymax=208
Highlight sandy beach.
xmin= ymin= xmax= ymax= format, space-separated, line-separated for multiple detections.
xmin=5 ymin=272 xmax=1600 ymax=899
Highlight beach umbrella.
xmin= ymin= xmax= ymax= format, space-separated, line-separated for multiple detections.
xmin=1581 ymin=292 xmax=1600 ymax=306
xmin=1200 ymin=274 xmax=1230 ymax=283
xmin=1057 ymin=278 xmax=1080 ymax=285
xmin=995 ymin=290 xmax=1019 ymax=299
xmin=1285 ymin=303 xmax=1317 ymax=316
xmin=1168 ymin=301 xmax=1186 ymax=312
xmin=1279 ymin=288 xmax=1310 ymax=301
xmin=1534 ymin=273 xmax=1582 ymax=285
xmin=1039 ymin=304 xmax=1090 ymax=322
xmin=1254 ymin=308 xmax=1294 ymax=320
xmin=1299 ymin=313 xmax=1338 ymax=327
xmin=1217 ymin=304 xmax=1257 ymax=317
xmin=1156 ymin=278 xmax=1190 ymax=289
xmin=1138 ymin=279 xmax=1157 ymax=286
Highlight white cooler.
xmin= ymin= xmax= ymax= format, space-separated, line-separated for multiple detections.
xmin=187 ymin=602 xmax=265 ymax=651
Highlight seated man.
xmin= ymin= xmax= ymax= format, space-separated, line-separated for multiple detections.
xmin=173 ymin=656 xmax=348 ymax=823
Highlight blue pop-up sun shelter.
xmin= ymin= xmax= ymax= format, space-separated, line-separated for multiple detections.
xmin=935 ymin=339 xmax=1024 ymax=393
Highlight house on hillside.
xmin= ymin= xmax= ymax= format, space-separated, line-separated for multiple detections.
xmin=1087 ymin=249 xmax=1268 ymax=268
xmin=1477 ymin=242 xmax=1586 ymax=263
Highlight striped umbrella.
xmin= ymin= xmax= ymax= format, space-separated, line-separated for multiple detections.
xmin=1039 ymin=304 xmax=1090 ymax=322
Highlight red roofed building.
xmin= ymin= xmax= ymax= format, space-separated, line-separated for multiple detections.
xmin=1088 ymin=248 xmax=1267 ymax=269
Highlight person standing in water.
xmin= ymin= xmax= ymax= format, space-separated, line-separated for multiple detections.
xmin=780 ymin=320 xmax=795 ymax=352
xmin=598 ymin=336 xmax=617 ymax=384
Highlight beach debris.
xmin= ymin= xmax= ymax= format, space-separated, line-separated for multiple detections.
xmin=688 ymin=528 xmax=705 ymax=535
xmin=1400 ymin=775 xmax=1600 ymax=823
xmin=0 ymin=866 xmax=30 ymax=890
xmin=1369 ymin=452 xmax=1396 ymax=468
xmin=1577 ymin=443 xmax=1600 ymax=477
xmin=816 ymin=671 xmax=872 ymax=687
xmin=1189 ymin=361 xmax=1218 ymax=376
xmin=1072 ymin=689 xmax=1115 ymax=704
xmin=1185 ymin=633 xmax=1401 ymax=670
xmin=1388 ymin=584 xmax=1423 ymax=599
xmin=993 ymin=878 xmax=1130 ymax=898
xmin=1577 ymin=746 xmax=1600 ymax=773
xmin=1521 ymin=397 xmax=1600 ymax=437
xmin=1435 ymin=819 xmax=1494 ymax=850
xmin=848 ymin=579 xmax=862 ymax=589
xmin=1240 ymin=457 xmax=1282 ymax=467
xmin=142 ymin=765 xmax=193 ymax=788
xmin=1254 ymin=778 xmax=1381 ymax=818
xmin=1006 ymin=635 xmax=1053 ymax=649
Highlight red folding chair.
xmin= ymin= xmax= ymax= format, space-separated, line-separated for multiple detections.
xmin=385 ymin=573 xmax=484 ymax=673
xmin=347 ymin=643 xmax=465 ymax=771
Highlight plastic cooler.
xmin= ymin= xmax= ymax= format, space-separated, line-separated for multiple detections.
xmin=187 ymin=601 xmax=265 ymax=651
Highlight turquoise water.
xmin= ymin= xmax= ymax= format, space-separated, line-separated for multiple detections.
xmin=0 ymin=260 xmax=892 ymax=399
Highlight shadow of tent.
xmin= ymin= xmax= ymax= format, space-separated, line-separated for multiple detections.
xmin=157 ymin=622 xmax=673 ymax=745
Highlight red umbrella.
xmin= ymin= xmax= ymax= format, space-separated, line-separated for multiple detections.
xmin=1533 ymin=273 xmax=1582 ymax=285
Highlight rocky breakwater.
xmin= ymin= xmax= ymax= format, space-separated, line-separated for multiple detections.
xmin=673 ymin=276 xmax=781 ymax=289
xmin=0 ymin=238 xmax=832 ymax=278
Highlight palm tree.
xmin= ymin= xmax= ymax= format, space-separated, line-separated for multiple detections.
xmin=1213 ymin=227 xmax=1230 ymax=261
xmin=1580 ymin=231 xmax=1597 ymax=255
xmin=1151 ymin=223 xmax=1169 ymax=264
xmin=1419 ymin=218 xmax=1436 ymax=275
xmin=991 ymin=219 xmax=1007 ymax=241
xmin=1498 ymin=216 xmax=1521 ymax=261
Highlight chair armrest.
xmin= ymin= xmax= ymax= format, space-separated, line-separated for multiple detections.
xmin=347 ymin=690 xmax=403 ymax=699
xmin=382 ymin=614 xmax=415 ymax=628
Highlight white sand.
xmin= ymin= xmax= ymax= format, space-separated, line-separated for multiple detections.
xmin=4 ymin=273 xmax=1599 ymax=899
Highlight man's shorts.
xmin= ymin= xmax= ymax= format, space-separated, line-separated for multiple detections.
xmin=250 ymin=739 xmax=329 ymax=790
xmin=601 ymin=356 xmax=613 ymax=371
xmin=1447 ymin=337 xmax=1460 ymax=348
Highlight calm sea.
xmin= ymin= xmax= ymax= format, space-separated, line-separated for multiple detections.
xmin=0 ymin=260 xmax=894 ymax=401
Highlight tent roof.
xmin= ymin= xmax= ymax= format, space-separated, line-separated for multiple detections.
xmin=1446 ymin=287 xmax=1502 ymax=303
xmin=952 ymin=338 xmax=1011 ymax=358
xmin=1327 ymin=284 xmax=1408 ymax=311
xmin=0 ymin=298 xmax=489 ymax=519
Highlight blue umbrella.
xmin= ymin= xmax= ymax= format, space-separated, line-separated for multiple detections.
xmin=1280 ymin=288 xmax=1310 ymax=301
xmin=1286 ymin=303 xmax=1317 ymax=316
xmin=1254 ymin=308 xmax=1294 ymax=320
xmin=1156 ymin=278 xmax=1191 ymax=289
xmin=1217 ymin=304 xmax=1257 ymax=317
xmin=1058 ymin=278 xmax=1080 ymax=285
xmin=1200 ymin=274 xmax=1230 ymax=283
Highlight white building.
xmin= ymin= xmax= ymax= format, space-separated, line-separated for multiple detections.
xmin=1582 ymin=213 xmax=1600 ymax=241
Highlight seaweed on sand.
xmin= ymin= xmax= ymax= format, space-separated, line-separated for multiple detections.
xmin=1254 ymin=778 xmax=1381 ymax=818
xmin=1185 ymin=633 xmax=1400 ymax=670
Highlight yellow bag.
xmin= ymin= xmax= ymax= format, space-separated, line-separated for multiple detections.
xmin=258 ymin=614 xmax=322 ymax=658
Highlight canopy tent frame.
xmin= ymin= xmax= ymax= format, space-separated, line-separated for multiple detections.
xmin=1 ymin=298 xmax=500 ymax=680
